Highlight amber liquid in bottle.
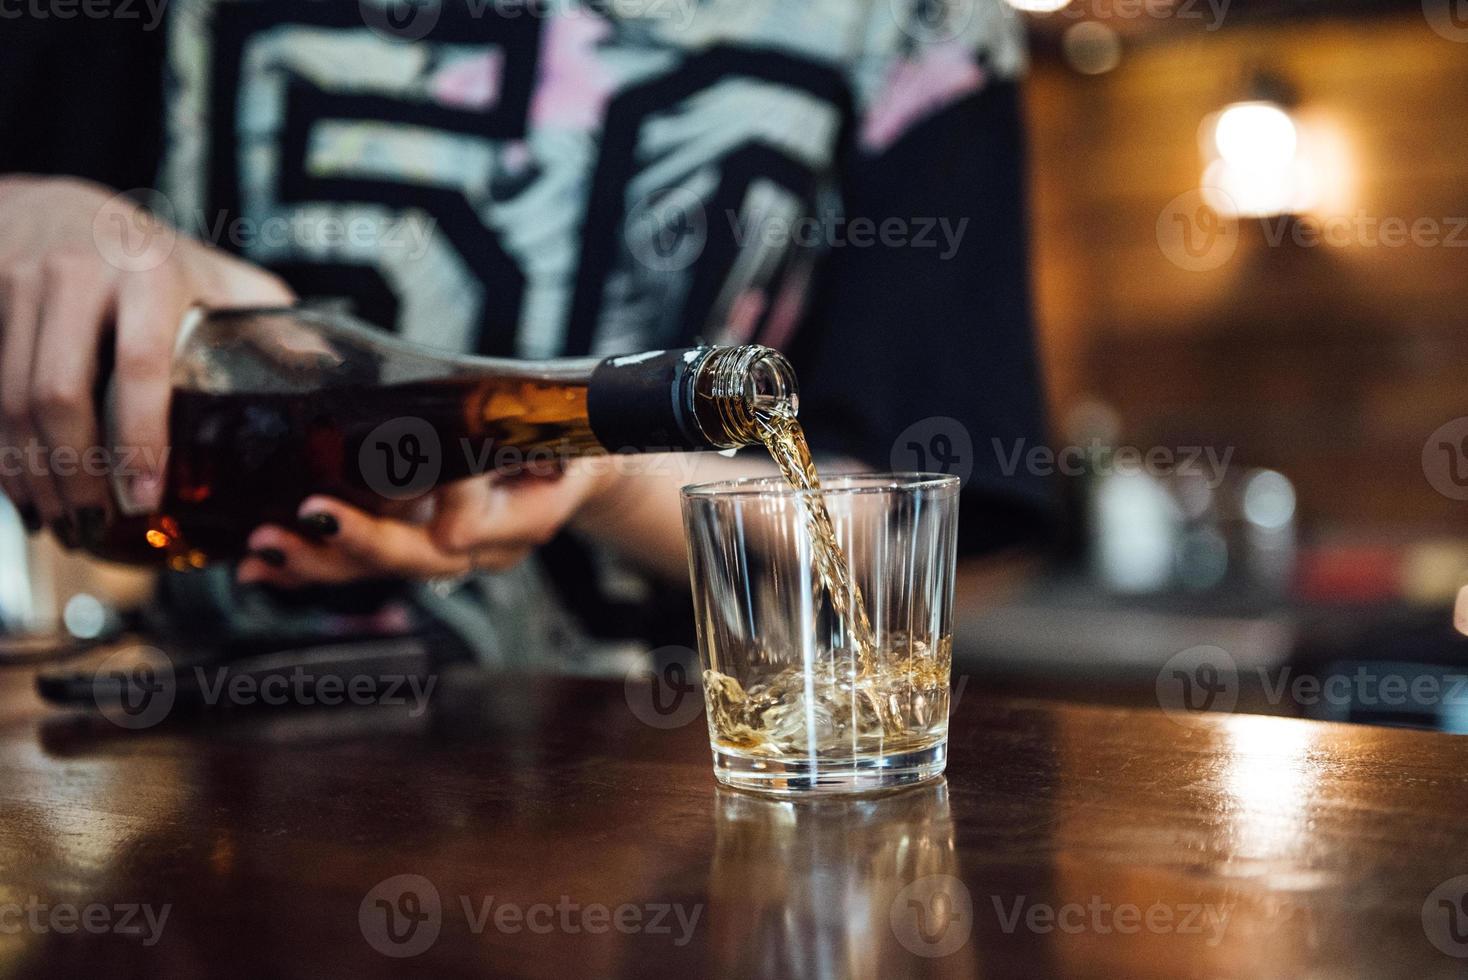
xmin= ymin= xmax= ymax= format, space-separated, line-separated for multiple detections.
xmin=94 ymin=376 xmax=602 ymax=569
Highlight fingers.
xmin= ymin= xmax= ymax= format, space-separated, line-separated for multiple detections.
xmin=30 ymin=251 xmax=117 ymax=529
xmin=234 ymin=529 xmax=315 ymax=590
xmin=429 ymin=472 xmax=591 ymax=558
xmin=196 ymin=249 xmax=297 ymax=308
xmin=111 ymin=267 xmax=189 ymax=513
xmin=236 ymin=499 xmax=478 ymax=588
xmin=233 ymin=471 xmax=598 ymax=588
xmin=0 ymin=262 xmax=43 ymax=525
xmin=302 ymin=497 xmax=491 ymax=578
xmin=109 ymin=243 xmax=294 ymax=515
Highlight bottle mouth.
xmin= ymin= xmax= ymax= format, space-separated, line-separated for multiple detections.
xmin=691 ymin=346 xmax=801 ymax=449
xmin=743 ymin=348 xmax=799 ymax=419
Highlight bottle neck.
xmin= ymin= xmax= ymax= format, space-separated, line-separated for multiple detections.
xmin=585 ymin=346 xmax=799 ymax=453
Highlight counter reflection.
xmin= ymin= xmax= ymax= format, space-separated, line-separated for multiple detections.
xmin=707 ymin=781 xmax=979 ymax=979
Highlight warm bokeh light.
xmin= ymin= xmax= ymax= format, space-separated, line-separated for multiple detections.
xmin=1201 ymin=100 xmax=1314 ymax=218
xmin=1004 ymin=0 xmax=1073 ymax=12
xmin=1201 ymin=159 xmax=1287 ymax=217
xmin=1062 ymin=22 xmax=1122 ymax=76
xmin=1214 ymin=101 xmax=1298 ymax=171
xmin=1289 ymin=109 xmax=1356 ymax=219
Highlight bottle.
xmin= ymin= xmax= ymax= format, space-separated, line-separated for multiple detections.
xmin=95 ymin=306 xmax=799 ymax=568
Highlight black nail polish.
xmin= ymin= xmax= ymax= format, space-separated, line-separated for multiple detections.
xmin=17 ymin=504 xmax=42 ymax=534
xmin=75 ymin=507 xmax=108 ymax=550
xmin=50 ymin=516 xmax=78 ymax=549
xmin=253 ymin=548 xmax=287 ymax=569
xmin=296 ymin=512 xmax=340 ymax=538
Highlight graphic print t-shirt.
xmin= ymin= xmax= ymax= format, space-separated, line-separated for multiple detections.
xmin=163 ymin=1 xmax=1020 ymax=347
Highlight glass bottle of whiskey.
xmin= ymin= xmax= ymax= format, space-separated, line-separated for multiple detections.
xmin=94 ymin=306 xmax=798 ymax=568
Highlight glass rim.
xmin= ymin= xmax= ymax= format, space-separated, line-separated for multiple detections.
xmin=681 ymin=471 xmax=961 ymax=500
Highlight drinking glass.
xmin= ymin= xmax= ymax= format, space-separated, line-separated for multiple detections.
xmin=681 ymin=473 xmax=960 ymax=794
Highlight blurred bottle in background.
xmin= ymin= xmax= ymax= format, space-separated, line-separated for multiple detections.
xmin=1066 ymin=398 xmax=1298 ymax=599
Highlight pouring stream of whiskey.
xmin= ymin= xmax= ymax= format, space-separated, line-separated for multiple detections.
xmin=752 ymin=405 xmax=879 ymax=679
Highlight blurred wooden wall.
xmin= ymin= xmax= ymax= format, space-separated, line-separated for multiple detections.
xmin=1025 ymin=13 xmax=1468 ymax=535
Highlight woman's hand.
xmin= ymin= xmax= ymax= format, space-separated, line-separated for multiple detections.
xmin=235 ymin=464 xmax=617 ymax=587
xmin=0 ymin=175 xmax=293 ymax=546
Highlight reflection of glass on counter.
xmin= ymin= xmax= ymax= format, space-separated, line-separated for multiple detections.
xmin=707 ymin=781 xmax=978 ymax=978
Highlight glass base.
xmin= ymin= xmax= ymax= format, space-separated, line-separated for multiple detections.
xmin=711 ymin=740 xmax=947 ymax=796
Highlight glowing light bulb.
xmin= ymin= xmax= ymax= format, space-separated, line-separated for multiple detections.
xmin=1214 ymin=101 xmax=1297 ymax=172
xmin=1004 ymin=0 xmax=1072 ymax=12
xmin=1201 ymin=100 xmax=1311 ymax=218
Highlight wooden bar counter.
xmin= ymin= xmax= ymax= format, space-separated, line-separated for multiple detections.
xmin=1 ymin=660 xmax=1466 ymax=978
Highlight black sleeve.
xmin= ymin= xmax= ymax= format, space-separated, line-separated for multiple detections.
xmin=788 ymin=79 xmax=1056 ymax=556
xmin=0 ymin=16 xmax=164 ymax=189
